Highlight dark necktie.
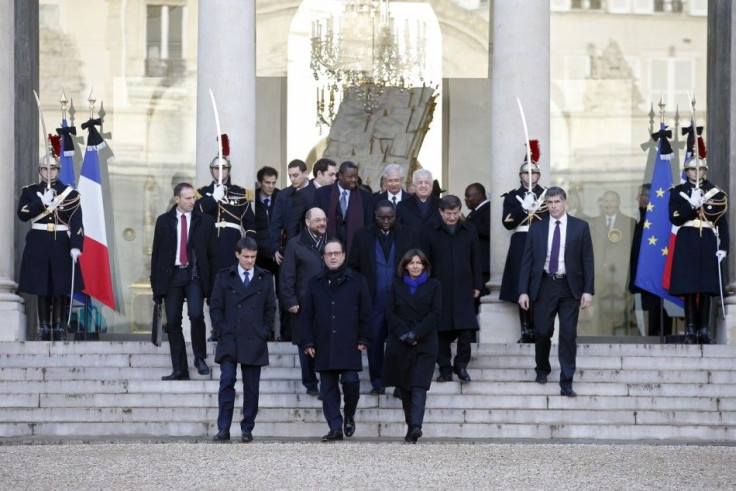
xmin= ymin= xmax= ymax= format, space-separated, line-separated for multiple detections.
xmin=243 ymin=271 xmax=250 ymax=287
xmin=179 ymin=214 xmax=188 ymax=266
xmin=549 ymin=220 xmax=561 ymax=274
xmin=340 ymin=190 xmax=348 ymax=217
xmin=392 ymin=195 xmax=397 ymax=207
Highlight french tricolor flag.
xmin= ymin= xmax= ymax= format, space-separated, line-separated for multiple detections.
xmin=78 ymin=119 xmax=115 ymax=309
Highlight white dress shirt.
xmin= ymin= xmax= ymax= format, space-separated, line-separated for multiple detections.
xmin=238 ymin=265 xmax=254 ymax=286
xmin=544 ymin=213 xmax=568 ymax=274
xmin=174 ymin=210 xmax=191 ymax=267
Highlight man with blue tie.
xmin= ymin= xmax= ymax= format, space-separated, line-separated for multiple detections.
xmin=210 ymin=237 xmax=276 ymax=442
xmin=518 ymin=186 xmax=594 ymax=397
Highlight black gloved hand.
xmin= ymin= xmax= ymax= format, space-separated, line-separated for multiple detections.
xmin=399 ymin=331 xmax=417 ymax=345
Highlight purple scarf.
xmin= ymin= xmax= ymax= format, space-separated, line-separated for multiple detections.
xmin=403 ymin=271 xmax=429 ymax=295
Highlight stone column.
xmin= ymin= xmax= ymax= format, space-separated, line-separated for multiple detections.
xmin=479 ymin=0 xmax=550 ymax=342
xmin=2 ymin=0 xmax=26 ymax=340
xmin=196 ymin=1 xmax=256 ymax=194
xmin=707 ymin=0 xmax=735 ymax=344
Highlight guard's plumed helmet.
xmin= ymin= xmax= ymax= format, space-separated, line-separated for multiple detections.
xmin=209 ymin=133 xmax=232 ymax=169
xmin=38 ymin=134 xmax=62 ymax=170
xmin=519 ymin=139 xmax=541 ymax=174
xmin=683 ymin=136 xmax=707 ymax=170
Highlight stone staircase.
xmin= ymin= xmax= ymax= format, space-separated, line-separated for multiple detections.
xmin=1 ymin=342 xmax=735 ymax=441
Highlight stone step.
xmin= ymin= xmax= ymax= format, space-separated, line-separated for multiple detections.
xmin=1 ymin=420 xmax=733 ymax=441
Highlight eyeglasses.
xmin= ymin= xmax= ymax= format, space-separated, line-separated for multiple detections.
xmin=308 ymin=217 xmax=327 ymax=223
xmin=323 ymin=251 xmax=343 ymax=257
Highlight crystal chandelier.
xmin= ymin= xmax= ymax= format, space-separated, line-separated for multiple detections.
xmin=310 ymin=0 xmax=429 ymax=130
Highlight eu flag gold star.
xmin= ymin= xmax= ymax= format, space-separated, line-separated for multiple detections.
xmin=656 ymin=188 xmax=665 ymax=198
xmin=643 ymin=220 xmax=652 ymax=229
xmin=661 ymin=246 xmax=668 ymax=256
xmin=648 ymin=236 xmax=658 ymax=245
xmin=646 ymin=203 xmax=654 ymax=211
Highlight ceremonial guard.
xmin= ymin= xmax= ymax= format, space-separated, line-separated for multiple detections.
xmin=195 ymin=134 xmax=255 ymax=272
xmin=499 ymin=140 xmax=547 ymax=343
xmin=668 ymin=137 xmax=728 ymax=344
xmin=17 ymin=134 xmax=84 ymax=341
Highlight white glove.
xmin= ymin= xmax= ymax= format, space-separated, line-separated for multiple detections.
xmin=687 ymin=189 xmax=704 ymax=209
xmin=716 ymin=250 xmax=727 ymax=263
xmin=70 ymin=248 xmax=82 ymax=262
xmin=37 ymin=189 xmax=55 ymax=206
xmin=518 ymin=193 xmax=538 ymax=212
xmin=212 ymin=185 xmax=226 ymax=202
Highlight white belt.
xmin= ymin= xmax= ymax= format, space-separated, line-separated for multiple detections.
xmin=31 ymin=223 xmax=69 ymax=232
xmin=215 ymin=221 xmax=243 ymax=232
xmin=515 ymin=225 xmax=529 ymax=233
xmin=682 ymin=219 xmax=714 ymax=229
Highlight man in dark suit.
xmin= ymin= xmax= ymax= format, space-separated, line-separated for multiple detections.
xmin=519 ymin=186 xmax=594 ymax=397
xmin=313 ymin=161 xmax=373 ymax=257
xmin=151 ymin=182 xmax=218 ymax=380
xmin=280 ymin=207 xmax=330 ymax=396
xmin=396 ymin=169 xmax=441 ymax=233
xmin=464 ymin=182 xmax=491 ymax=304
xmin=374 ymin=163 xmax=410 ymax=209
xmin=348 ymin=200 xmax=419 ymax=394
xmin=252 ymin=166 xmax=279 ymax=276
xmin=288 ymin=158 xmax=337 ymax=238
xmin=210 ymin=237 xmax=276 ymax=443
xmin=301 ymin=238 xmax=371 ymax=442
xmin=422 ymin=195 xmax=483 ymax=383
xmin=270 ymin=159 xmax=310 ymax=266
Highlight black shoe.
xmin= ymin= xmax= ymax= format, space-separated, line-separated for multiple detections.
xmin=369 ymin=387 xmax=385 ymax=395
xmin=213 ymin=430 xmax=230 ymax=442
xmin=520 ymin=328 xmax=536 ymax=344
xmin=436 ymin=373 xmax=453 ymax=382
xmin=409 ymin=426 xmax=422 ymax=444
xmin=343 ymin=416 xmax=356 ymax=437
xmin=241 ymin=432 xmax=253 ymax=443
xmin=207 ymin=332 xmax=219 ymax=342
xmin=194 ymin=358 xmax=210 ymax=375
xmin=306 ymin=388 xmax=320 ymax=397
xmin=535 ymin=374 xmax=548 ymax=384
xmin=37 ymin=324 xmax=51 ymax=341
xmin=393 ymin=387 xmax=402 ymax=399
xmin=684 ymin=326 xmax=697 ymax=345
xmin=560 ymin=388 xmax=577 ymax=397
xmin=52 ymin=323 xmax=65 ymax=341
xmin=454 ymin=366 xmax=471 ymax=382
xmin=698 ymin=327 xmax=711 ymax=345
xmin=404 ymin=426 xmax=413 ymax=443
xmin=321 ymin=430 xmax=343 ymax=442
xmin=161 ymin=371 xmax=190 ymax=381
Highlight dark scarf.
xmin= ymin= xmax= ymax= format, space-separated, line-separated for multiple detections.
xmin=403 ymin=271 xmax=429 ymax=295
xmin=326 ymin=184 xmax=364 ymax=254
xmin=327 ymin=263 xmax=347 ymax=290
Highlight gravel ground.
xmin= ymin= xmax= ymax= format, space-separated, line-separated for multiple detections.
xmin=1 ymin=440 xmax=735 ymax=489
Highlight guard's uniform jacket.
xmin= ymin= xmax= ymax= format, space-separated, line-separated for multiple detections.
xmin=17 ymin=180 xmax=85 ymax=294
xmin=668 ymin=179 xmax=729 ymax=296
xmin=499 ymin=184 xmax=547 ymax=302
xmin=196 ymin=181 xmax=256 ymax=271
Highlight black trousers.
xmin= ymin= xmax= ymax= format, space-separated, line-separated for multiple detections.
xmin=217 ymin=361 xmax=261 ymax=434
xmin=533 ymin=275 xmax=578 ymax=390
xmin=164 ymin=267 xmax=207 ymax=374
xmin=437 ymin=329 xmax=474 ymax=374
xmin=319 ymin=370 xmax=360 ymax=432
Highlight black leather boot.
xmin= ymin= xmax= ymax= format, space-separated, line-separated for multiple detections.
xmin=697 ymin=296 xmax=712 ymax=345
xmin=36 ymin=296 xmax=52 ymax=341
xmin=52 ymin=295 xmax=66 ymax=341
xmin=698 ymin=327 xmax=711 ymax=345
xmin=683 ymin=295 xmax=698 ymax=345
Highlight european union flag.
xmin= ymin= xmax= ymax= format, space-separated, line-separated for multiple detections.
xmin=634 ymin=122 xmax=683 ymax=306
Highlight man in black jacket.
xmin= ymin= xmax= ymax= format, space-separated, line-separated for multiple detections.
xmin=210 ymin=237 xmax=276 ymax=443
xmin=151 ymin=182 xmax=218 ymax=380
xmin=464 ymin=183 xmax=491 ymax=306
xmin=301 ymin=238 xmax=371 ymax=442
xmin=348 ymin=200 xmax=419 ymax=394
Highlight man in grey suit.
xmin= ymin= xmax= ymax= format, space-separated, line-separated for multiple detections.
xmin=518 ymin=186 xmax=594 ymax=397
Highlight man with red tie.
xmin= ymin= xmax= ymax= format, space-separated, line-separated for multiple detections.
xmin=151 ymin=183 xmax=218 ymax=380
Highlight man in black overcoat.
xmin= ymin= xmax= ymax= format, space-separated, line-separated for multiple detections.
xmin=373 ymin=163 xmax=410 ymax=209
xmin=280 ymin=207 xmax=330 ymax=396
xmin=210 ymin=237 xmax=276 ymax=443
xmin=252 ymin=166 xmax=280 ymax=276
xmin=288 ymin=158 xmax=337 ymax=238
xmin=313 ymin=161 xmax=373 ymax=257
xmin=396 ymin=168 xmax=441 ymax=232
xmin=151 ymin=182 xmax=218 ymax=380
xmin=348 ymin=200 xmax=419 ymax=394
xmin=422 ymin=195 xmax=482 ymax=383
xmin=301 ymin=238 xmax=371 ymax=442
xmin=519 ymin=187 xmax=594 ymax=397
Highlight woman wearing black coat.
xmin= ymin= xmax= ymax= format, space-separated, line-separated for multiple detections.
xmin=382 ymin=249 xmax=441 ymax=443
